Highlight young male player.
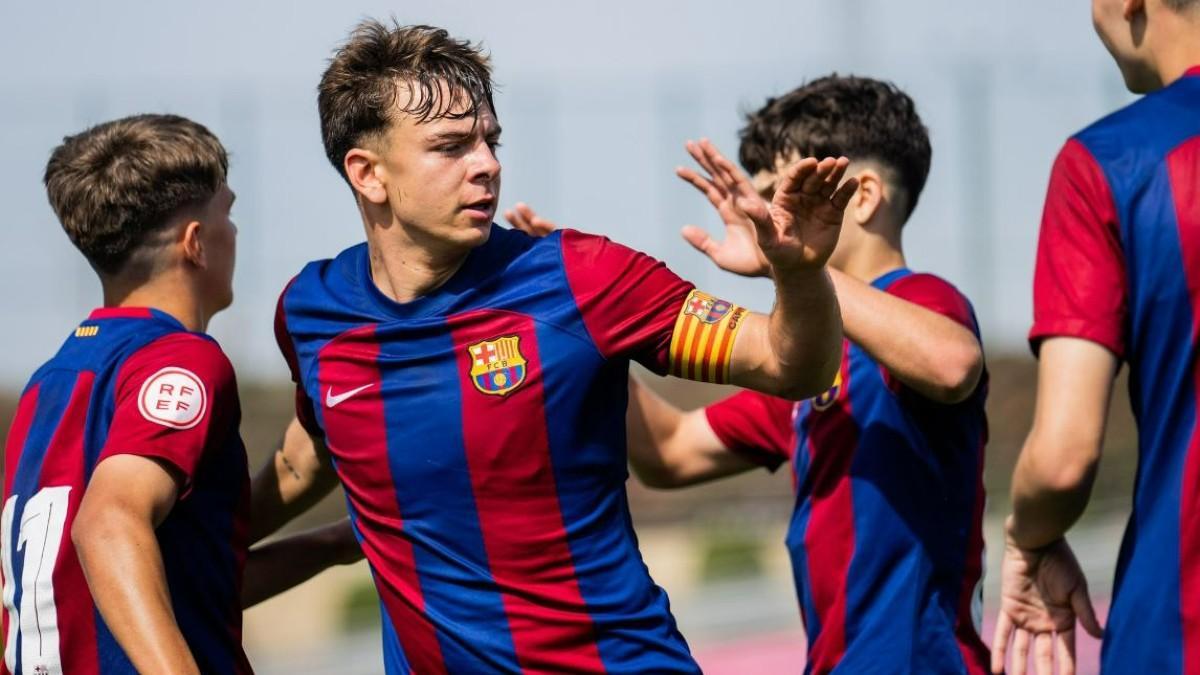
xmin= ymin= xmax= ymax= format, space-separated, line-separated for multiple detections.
xmin=2 ymin=114 xmax=358 ymax=675
xmin=273 ymin=20 xmax=857 ymax=673
xmin=992 ymin=1 xmax=1200 ymax=674
xmin=509 ymin=75 xmax=990 ymax=674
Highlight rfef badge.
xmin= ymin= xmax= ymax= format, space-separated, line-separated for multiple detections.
xmin=468 ymin=336 xmax=527 ymax=396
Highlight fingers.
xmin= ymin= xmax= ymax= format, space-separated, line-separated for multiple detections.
xmin=1011 ymin=629 xmax=1030 ymax=675
xmin=1033 ymin=632 xmax=1054 ymax=675
xmin=1056 ymin=628 xmax=1076 ymax=675
xmin=504 ymin=203 xmax=556 ymax=237
xmin=1070 ymin=584 xmax=1104 ymax=638
xmin=504 ymin=207 xmax=530 ymax=232
xmin=676 ymin=166 xmax=724 ymax=208
xmin=991 ymin=611 xmax=1013 ymax=674
xmin=830 ymin=176 xmax=860 ymax=211
xmin=680 ymin=225 xmax=718 ymax=258
xmin=686 ymin=139 xmax=723 ymax=187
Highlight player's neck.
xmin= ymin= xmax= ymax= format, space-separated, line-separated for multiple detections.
xmin=1152 ymin=30 xmax=1200 ymax=87
xmin=366 ymin=234 xmax=469 ymax=304
xmin=834 ymin=232 xmax=906 ymax=283
xmin=101 ymin=275 xmax=209 ymax=332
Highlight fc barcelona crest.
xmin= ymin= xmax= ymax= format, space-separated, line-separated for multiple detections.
xmin=683 ymin=291 xmax=733 ymax=325
xmin=468 ymin=336 xmax=528 ymax=396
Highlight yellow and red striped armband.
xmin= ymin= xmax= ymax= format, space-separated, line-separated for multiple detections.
xmin=668 ymin=289 xmax=748 ymax=384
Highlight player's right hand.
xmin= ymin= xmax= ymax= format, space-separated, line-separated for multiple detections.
xmin=677 ymin=142 xmax=771 ymax=278
xmin=990 ymin=526 xmax=1103 ymax=675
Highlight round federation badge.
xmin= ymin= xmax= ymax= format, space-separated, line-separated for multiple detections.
xmin=137 ymin=366 xmax=208 ymax=429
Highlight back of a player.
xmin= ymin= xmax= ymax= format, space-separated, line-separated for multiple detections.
xmin=2 ymin=309 xmax=249 ymax=674
xmin=1031 ymin=67 xmax=1200 ymax=671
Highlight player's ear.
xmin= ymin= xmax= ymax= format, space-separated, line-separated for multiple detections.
xmin=1122 ymin=0 xmax=1144 ymax=21
xmin=345 ymin=147 xmax=389 ymax=205
xmin=850 ymin=168 xmax=885 ymax=227
xmin=180 ymin=220 xmax=207 ymax=270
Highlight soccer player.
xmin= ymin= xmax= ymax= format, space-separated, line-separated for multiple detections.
xmin=2 ymin=114 xmax=358 ymax=675
xmin=509 ymin=75 xmax=990 ymax=674
xmin=991 ymin=1 xmax=1200 ymax=674
xmin=273 ymin=20 xmax=857 ymax=673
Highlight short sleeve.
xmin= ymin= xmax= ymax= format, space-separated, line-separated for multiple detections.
xmin=274 ymin=281 xmax=322 ymax=437
xmin=102 ymin=333 xmax=237 ymax=490
xmin=1028 ymin=139 xmax=1127 ymax=358
xmin=704 ymin=390 xmax=795 ymax=471
xmin=886 ymin=273 xmax=977 ymax=332
xmin=560 ymin=229 xmax=695 ymax=373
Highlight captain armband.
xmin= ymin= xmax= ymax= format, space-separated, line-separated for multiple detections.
xmin=668 ymin=289 xmax=747 ymax=384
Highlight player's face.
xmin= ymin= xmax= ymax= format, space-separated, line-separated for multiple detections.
xmin=376 ymin=98 xmax=502 ymax=251
xmin=1092 ymin=0 xmax=1160 ymax=93
xmin=198 ymin=184 xmax=237 ymax=315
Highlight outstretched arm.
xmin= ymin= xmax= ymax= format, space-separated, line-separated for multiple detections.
xmin=242 ymin=518 xmax=363 ymax=608
xmin=675 ymin=146 xmax=982 ymax=404
xmin=249 ymin=417 xmax=341 ymax=543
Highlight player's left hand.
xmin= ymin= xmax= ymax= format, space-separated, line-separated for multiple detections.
xmin=991 ymin=525 xmax=1102 ymax=675
xmin=505 ymin=202 xmax=559 ymax=237
xmin=682 ymin=139 xmax=857 ymax=276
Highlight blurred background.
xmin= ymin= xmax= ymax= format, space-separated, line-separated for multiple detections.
xmin=0 ymin=1 xmax=1137 ymax=672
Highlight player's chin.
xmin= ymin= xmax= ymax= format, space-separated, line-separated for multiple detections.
xmin=455 ymin=214 xmax=494 ymax=246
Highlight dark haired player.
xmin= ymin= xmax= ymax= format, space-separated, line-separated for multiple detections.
xmin=273 ymin=20 xmax=857 ymax=674
xmin=510 ymin=75 xmax=989 ymax=674
xmin=992 ymin=1 xmax=1200 ymax=673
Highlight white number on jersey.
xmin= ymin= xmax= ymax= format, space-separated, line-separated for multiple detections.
xmin=2 ymin=487 xmax=70 ymax=675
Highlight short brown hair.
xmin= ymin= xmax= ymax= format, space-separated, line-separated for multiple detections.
xmin=318 ymin=20 xmax=495 ymax=182
xmin=739 ymin=75 xmax=931 ymax=221
xmin=44 ymin=114 xmax=228 ymax=275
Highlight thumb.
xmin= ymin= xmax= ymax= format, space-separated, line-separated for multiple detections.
xmin=1070 ymin=584 xmax=1103 ymax=638
xmin=681 ymin=225 xmax=719 ymax=259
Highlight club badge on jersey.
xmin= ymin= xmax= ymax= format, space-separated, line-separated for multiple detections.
xmin=468 ymin=335 xmax=528 ymax=396
xmin=669 ymin=289 xmax=746 ymax=384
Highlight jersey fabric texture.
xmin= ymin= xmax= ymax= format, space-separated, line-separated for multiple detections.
xmin=707 ymin=269 xmax=989 ymax=675
xmin=276 ymin=225 xmax=704 ymax=674
xmin=1029 ymin=65 xmax=1200 ymax=674
xmin=1 ymin=307 xmax=251 ymax=675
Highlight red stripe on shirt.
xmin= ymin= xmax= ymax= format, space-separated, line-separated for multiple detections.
xmin=954 ymin=433 xmax=990 ymax=674
xmin=802 ymin=341 xmax=857 ymax=673
xmin=1169 ymin=137 xmax=1200 ymax=674
xmin=36 ymin=372 xmax=99 ymax=673
xmin=449 ymin=311 xmax=605 ymax=673
xmin=3 ymin=386 xmax=39 ymax=496
xmin=317 ymin=326 xmax=447 ymax=675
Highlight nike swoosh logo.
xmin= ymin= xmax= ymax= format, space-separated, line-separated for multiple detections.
xmin=325 ymin=384 xmax=373 ymax=408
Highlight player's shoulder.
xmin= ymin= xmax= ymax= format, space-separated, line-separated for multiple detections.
xmin=124 ymin=331 xmax=235 ymax=387
xmin=1073 ymin=80 xmax=1200 ymax=175
xmin=556 ymin=227 xmax=660 ymax=270
xmin=886 ymin=272 xmax=977 ymax=328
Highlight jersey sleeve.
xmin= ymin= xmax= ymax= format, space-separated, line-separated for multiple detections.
xmin=886 ymin=273 xmax=978 ymax=332
xmin=560 ymin=229 xmax=747 ymax=382
xmin=1028 ymin=138 xmax=1127 ymax=358
xmin=274 ymin=280 xmax=323 ymax=437
xmin=704 ymin=389 xmax=795 ymax=471
xmin=102 ymin=333 xmax=237 ymax=492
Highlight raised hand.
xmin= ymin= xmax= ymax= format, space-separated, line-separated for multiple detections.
xmin=682 ymin=139 xmax=857 ymax=276
xmin=991 ymin=531 xmax=1103 ymax=675
xmin=676 ymin=141 xmax=770 ymax=277
xmin=505 ymin=202 xmax=559 ymax=237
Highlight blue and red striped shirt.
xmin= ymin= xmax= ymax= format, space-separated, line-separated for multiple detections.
xmin=1029 ymin=65 xmax=1200 ymax=674
xmin=0 ymin=308 xmax=251 ymax=674
xmin=276 ymin=225 xmax=702 ymax=673
xmin=706 ymin=269 xmax=989 ymax=674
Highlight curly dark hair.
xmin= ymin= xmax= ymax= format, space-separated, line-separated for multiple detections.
xmin=318 ymin=19 xmax=495 ymax=183
xmin=43 ymin=114 xmax=228 ymax=275
xmin=739 ymin=75 xmax=931 ymax=220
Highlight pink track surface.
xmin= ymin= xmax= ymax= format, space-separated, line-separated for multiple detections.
xmin=695 ymin=601 xmax=1108 ymax=674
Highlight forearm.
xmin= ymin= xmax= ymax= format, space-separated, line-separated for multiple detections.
xmin=1008 ymin=436 xmax=1100 ymax=549
xmin=242 ymin=519 xmax=363 ymax=608
xmin=831 ymin=269 xmax=982 ymax=403
xmin=74 ymin=513 xmax=199 ymax=675
xmin=249 ymin=420 xmax=340 ymax=543
xmin=765 ymin=266 xmax=842 ymax=398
